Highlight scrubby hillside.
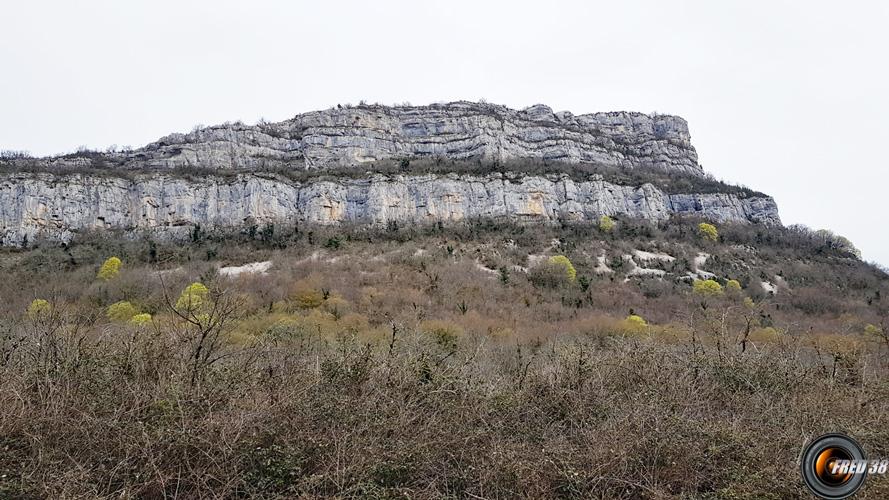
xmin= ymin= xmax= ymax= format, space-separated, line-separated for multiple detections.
xmin=1 ymin=217 xmax=887 ymax=498
xmin=1 ymin=101 xmax=884 ymax=498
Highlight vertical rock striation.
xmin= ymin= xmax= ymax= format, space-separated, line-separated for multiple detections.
xmin=0 ymin=172 xmax=779 ymax=245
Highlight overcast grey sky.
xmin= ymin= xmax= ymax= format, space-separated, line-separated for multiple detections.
xmin=2 ymin=1 xmax=887 ymax=264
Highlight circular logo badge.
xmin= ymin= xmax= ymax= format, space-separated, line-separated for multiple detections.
xmin=801 ymin=433 xmax=867 ymax=499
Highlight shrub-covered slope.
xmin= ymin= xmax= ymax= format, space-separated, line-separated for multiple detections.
xmin=0 ymin=217 xmax=886 ymax=497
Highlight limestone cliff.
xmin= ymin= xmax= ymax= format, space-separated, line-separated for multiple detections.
xmin=0 ymin=102 xmax=780 ymax=245
xmin=0 ymin=172 xmax=779 ymax=246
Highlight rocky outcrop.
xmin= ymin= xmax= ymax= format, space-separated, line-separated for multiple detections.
xmin=0 ymin=102 xmax=783 ymax=245
xmin=0 ymin=172 xmax=780 ymax=245
xmin=13 ymin=102 xmax=702 ymax=176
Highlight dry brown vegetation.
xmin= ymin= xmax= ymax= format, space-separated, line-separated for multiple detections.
xmin=1 ymin=218 xmax=888 ymax=498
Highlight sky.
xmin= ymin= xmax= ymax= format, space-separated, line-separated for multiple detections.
xmin=1 ymin=1 xmax=887 ymax=265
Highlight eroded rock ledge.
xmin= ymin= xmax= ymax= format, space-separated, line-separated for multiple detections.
xmin=0 ymin=172 xmax=779 ymax=245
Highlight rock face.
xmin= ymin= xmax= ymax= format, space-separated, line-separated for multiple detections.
xmin=0 ymin=172 xmax=779 ymax=245
xmin=0 ymin=102 xmax=781 ymax=245
xmin=19 ymin=101 xmax=702 ymax=176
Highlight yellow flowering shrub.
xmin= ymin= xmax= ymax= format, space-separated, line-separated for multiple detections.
xmin=106 ymin=301 xmax=139 ymax=322
xmin=548 ymin=255 xmax=577 ymax=282
xmin=176 ymin=282 xmax=209 ymax=312
xmin=27 ymin=299 xmax=51 ymax=319
xmin=97 ymin=256 xmax=122 ymax=281
xmin=129 ymin=313 xmax=153 ymax=325
xmin=693 ymin=279 xmax=724 ymax=296
xmin=698 ymin=223 xmax=718 ymax=242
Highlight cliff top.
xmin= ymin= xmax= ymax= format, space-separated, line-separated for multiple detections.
xmin=2 ymin=101 xmax=702 ymax=177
